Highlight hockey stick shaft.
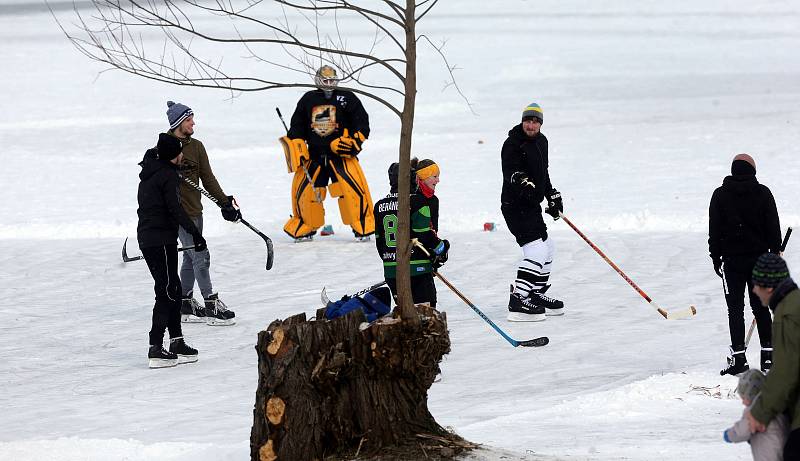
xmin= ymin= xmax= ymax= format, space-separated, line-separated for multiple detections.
xmin=433 ymin=271 xmax=547 ymax=347
xmin=276 ymin=107 xmax=323 ymax=203
xmin=121 ymin=237 xmax=195 ymax=262
xmin=560 ymin=213 xmax=695 ymax=319
xmin=180 ymin=176 xmax=274 ymax=271
xmin=745 ymin=226 xmax=792 ymax=347
xmin=411 ymin=240 xmax=547 ymax=347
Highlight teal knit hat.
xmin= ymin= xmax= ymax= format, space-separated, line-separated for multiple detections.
xmin=522 ymin=102 xmax=543 ymax=123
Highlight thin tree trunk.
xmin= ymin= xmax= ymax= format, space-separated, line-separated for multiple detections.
xmin=395 ymin=0 xmax=417 ymax=323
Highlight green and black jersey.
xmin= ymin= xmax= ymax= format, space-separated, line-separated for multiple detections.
xmin=374 ymin=192 xmax=441 ymax=278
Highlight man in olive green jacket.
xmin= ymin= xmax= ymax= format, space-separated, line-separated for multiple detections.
xmin=746 ymin=252 xmax=800 ymax=459
xmin=166 ymin=101 xmax=241 ymax=326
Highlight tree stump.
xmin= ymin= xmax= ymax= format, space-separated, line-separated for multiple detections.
xmin=250 ymin=303 xmax=476 ymax=460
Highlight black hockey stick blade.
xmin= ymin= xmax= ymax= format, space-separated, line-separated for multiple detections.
xmin=122 ymin=237 xmax=144 ymax=262
xmin=241 ymin=218 xmax=274 ymax=270
xmin=781 ymin=227 xmax=793 ymax=252
xmin=517 ymin=336 xmax=549 ymax=347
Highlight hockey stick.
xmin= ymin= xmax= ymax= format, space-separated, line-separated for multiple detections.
xmin=121 ymin=237 xmax=195 ymax=262
xmin=180 ymin=176 xmax=274 ymax=271
xmin=412 ymin=240 xmax=548 ymax=347
xmin=560 ymin=213 xmax=696 ymax=320
xmin=321 ymin=281 xmax=388 ymax=306
xmin=276 ymin=107 xmax=323 ymax=203
xmin=745 ymin=226 xmax=792 ymax=348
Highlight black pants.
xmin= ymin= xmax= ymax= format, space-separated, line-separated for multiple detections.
xmin=142 ymin=244 xmax=183 ymax=346
xmin=722 ymin=257 xmax=772 ymax=348
xmin=784 ymin=428 xmax=800 ymax=461
xmin=386 ymin=273 xmax=437 ymax=308
xmin=501 ymin=204 xmax=546 ymax=246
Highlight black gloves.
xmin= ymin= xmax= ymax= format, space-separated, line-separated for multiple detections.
xmin=510 ymin=172 xmax=537 ymax=201
xmin=545 ymin=189 xmax=563 ymax=220
xmin=221 ymin=195 xmax=242 ymax=222
xmin=192 ymin=233 xmax=207 ymax=252
xmin=712 ymin=256 xmax=723 ymax=278
xmin=431 ymin=239 xmax=450 ymax=269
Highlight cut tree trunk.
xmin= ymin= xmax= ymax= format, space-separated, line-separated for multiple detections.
xmin=250 ymin=304 xmax=476 ymax=460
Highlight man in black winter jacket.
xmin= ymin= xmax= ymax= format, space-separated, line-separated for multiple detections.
xmin=709 ymin=153 xmax=782 ymax=375
xmin=501 ymin=102 xmax=565 ymax=322
xmin=137 ymin=133 xmax=205 ymax=369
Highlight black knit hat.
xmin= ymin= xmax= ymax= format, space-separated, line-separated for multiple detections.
xmin=156 ymin=133 xmax=182 ymax=161
xmin=752 ymin=252 xmax=790 ymax=288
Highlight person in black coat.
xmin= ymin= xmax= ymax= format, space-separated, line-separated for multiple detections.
xmin=709 ymin=153 xmax=782 ymax=375
xmin=501 ymin=102 xmax=564 ymax=322
xmin=137 ymin=133 xmax=205 ymax=368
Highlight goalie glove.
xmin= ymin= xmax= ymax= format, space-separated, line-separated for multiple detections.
xmin=330 ymin=129 xmax=365 ymax=157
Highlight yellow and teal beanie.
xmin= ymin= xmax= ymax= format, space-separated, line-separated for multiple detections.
xmin=522 ymin=102 xmax=543 ymax=123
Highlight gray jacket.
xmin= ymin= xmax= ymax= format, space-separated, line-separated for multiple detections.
xmin=725 ymin=398 xmax=790 ymax=461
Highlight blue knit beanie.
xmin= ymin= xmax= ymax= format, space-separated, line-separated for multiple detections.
xmin=166 ymin=101 xmax=193 ymax=130
xmin=522 ymin=102 xmax=543 ymax=123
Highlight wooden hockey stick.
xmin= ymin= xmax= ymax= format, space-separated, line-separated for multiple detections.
xmin=560 ymin=213 xmax=696 ymax=320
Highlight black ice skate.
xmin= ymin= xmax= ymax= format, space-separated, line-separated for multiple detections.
xmin=203 ymin=293 xmax=236 ymax=326
xmin=508 ymin=286 xmax=545 ymax=322
xmin=148 ymin=345 xmax=179 ymax=369
xmin=293 ymin=234 xmax=314 ymax=243
xmin=529 ymin=290 xmax=564 ymax=316
xmin=169 ymin=336 xmax=198 ymax=364
xmin=180 ymin=291 xmax=206 ymax=323
xmin=720 ymin=347 xmax=749 ymax=376
xmin=761 ymin=347 xmax=773 ymax=373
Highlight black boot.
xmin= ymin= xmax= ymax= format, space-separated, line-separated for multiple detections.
xmin=203 ymin=293 xmax=236 ymax=326
xmin=180 ymin=291 xmax=206 ymax=323
xmin=720 ymin=346 xmax=749 ymax=376
xmin=169 ymin=336 xmax=198 ymax=364
xmin=761 ymin=347 xmax=773 ymax=373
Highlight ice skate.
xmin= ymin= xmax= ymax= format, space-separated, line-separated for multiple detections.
xmin=169 ymin=336 xmax=198 ymax=364
xmin=720 ymin=346 xmax=749 ymax=376
xmin=354 ymin=233 xmax=372 ymax=242
xmin=148 ymin=345 xmax=178 ymax=369
xmin=529 ymin=290 xmax=564 ymax=316
xmin=180 ymin=291 xmax=206 ymax=323
xmin=293 ymin=234 xmax=314 ymax=243
xmin=204 ymin=293 xmax=236 ymax=326
xmin=507 ymin=286 xmax=545 ymax=322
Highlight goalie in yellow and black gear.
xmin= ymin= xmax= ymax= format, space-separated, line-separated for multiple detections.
xmin=281 ymin=65 xmax=375 ymax=241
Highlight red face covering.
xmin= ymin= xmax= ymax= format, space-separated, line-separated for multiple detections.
xmin=417 ymin=177 xmax=435 ymax=198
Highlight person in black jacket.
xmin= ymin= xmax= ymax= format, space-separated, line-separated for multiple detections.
xmin=501 ymin=102 xmax=564 ymax=322
xmin=137 ymin=133 xmax=205 ymax=369
xmin=281 ymin=65 xmax=375 ymax=240
xmin=374 ymin=158 xmax=449 ymax=307
xmin=709 ymin=153 xmax=782 ymax=375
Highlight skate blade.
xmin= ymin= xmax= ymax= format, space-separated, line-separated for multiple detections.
xmin=545 ymin=309 xmax=565 ymax=316
xmin=177 ymin=354 xmax=198 ymax=364
xmin=149 ymin=358 xmax=179 ymax=368
xmin=507 ymin=312 xmax=545 ymax=322
xmin=181 ymin=314 xmax=206 ymax=323
xmin=206 ymin=318 xmax=236 ymax=326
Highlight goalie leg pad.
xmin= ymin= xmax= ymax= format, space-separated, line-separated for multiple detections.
xmin=283 ymin=161 xmax=327 ymax=238
xmin=328 ymin=156 xmax=375 ymax=236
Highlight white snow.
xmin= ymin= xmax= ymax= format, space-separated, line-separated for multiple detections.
xmin=2 ymin=0 xmax=800 ymax=459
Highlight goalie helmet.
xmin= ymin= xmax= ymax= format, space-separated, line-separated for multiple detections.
xmin=314 ymin=65 xmax=339 ymax=98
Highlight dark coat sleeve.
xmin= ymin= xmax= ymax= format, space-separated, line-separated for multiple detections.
xmin=162 ymin=169 xmax=200 ymax=236
xmin=501 ymin=138 xmax=528 ymax=202
xmin=761 ymin=187 xmax=782 ymax=252
xmin=708 ymin=188 xmax=723 ymax=259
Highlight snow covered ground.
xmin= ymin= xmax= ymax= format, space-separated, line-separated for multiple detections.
xmin=2 ymin=0 xmax=800 ymax=459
